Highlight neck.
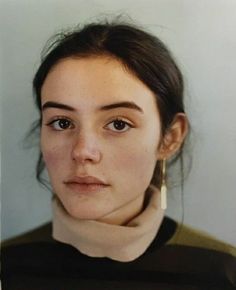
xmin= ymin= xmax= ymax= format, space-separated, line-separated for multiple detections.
xmin=97 ymin=193 xmax=146 ymax=226
xmin=52 ymin=185 xmax=165 ymax=262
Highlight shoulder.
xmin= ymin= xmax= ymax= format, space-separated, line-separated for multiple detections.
xmin=1 ymin=222 xmax=53 ymax=248
xmin=1 ymin=219 xmax=236 ymax=289
xmin=167 ymin=221 xmax=236 ymax=257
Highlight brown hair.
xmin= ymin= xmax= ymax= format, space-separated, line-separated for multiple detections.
xmin=32 ymin=19 xmax=189 ymax=189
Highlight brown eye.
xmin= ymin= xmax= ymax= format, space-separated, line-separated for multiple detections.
xmin=58 ymin=119 xmax=71 ymax=129
xmin=48 ymin=118 xmax=73 ymax=131
xmin=106 ymin=119 xmax=133 ymax=132
xmin=113 ymin=120 xmax=126 ymax=130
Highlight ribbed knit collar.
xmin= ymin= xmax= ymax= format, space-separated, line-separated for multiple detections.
xmin=52 ymin=185 xmax=165 ymax=262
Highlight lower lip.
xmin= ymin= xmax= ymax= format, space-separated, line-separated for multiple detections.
xmin=65 ymin=183 xmax=109 ymax=194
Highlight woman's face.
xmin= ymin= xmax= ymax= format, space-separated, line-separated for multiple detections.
xmin=41 ymin=56 xmax=163 ymax=224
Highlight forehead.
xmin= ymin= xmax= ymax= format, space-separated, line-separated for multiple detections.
xmin=41 ymin=56 xmax=158 ymax=114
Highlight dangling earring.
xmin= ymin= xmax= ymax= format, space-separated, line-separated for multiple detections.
xmin=160 ymin=159 xmax=167 ymax=210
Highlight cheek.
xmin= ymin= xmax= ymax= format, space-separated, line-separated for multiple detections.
xmin=41 ymin=142 xmax=69 ymax=172
xmin=110 ymin=142 xmax=157 ymax=183
xmin=40 ymin=131 xmax=71 ymax=170
xmin=42 ymin=149 xmax=61 ymax=168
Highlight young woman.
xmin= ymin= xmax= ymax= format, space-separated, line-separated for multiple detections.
xmin=2 ymin=20 xmax=236 ymax=289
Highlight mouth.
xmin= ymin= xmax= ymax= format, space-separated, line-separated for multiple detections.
xmin=64 ymin=176 xmax=110 ymax=194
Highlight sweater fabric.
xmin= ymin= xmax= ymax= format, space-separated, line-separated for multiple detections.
xmin=52 ymin=185 xmax=165 ymax=262
xmin=1 ymin=216 xmax=236 ymax=290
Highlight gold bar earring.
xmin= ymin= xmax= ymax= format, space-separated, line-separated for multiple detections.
xmin=160 ymin=159 xmax=167 ymax=210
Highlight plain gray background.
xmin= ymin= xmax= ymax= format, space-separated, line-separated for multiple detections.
xmin=1 ymin=0 xmax=236 ymax=245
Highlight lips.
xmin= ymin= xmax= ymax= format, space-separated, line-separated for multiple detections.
xmin=65 ymin=176 xmax=108 ymax=185
xmin=64 ymin=176 xmax=109 ymax=194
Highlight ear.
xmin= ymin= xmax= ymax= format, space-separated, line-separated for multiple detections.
xmin=157 ymin=113 xmax=189 ymax=160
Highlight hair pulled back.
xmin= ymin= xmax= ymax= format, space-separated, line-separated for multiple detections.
xmin=33 ymin=20 xmax=187 ymax=188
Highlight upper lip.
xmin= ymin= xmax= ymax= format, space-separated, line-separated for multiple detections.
xmin=64 ymin=176 xmax=108 ymax=185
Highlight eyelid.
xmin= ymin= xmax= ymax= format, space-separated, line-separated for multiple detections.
xmin=45 ymin=116 xmax=75 ymax=130
xmin=45 ymin=116 xmax=73 ymax=125
xmin=106 ymin=115 xmax=135 ymax=125
xmin=106 ymin=117 xmax=134 ymax=126
xmin=104 ymin=118 xmax=135 ymax=134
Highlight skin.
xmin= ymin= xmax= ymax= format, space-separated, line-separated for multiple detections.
xmin=40 ymin=56 xmax=188 ymax=225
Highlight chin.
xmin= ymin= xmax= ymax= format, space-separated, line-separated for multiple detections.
xmin=63 ymin=201 xmax=111 ymax=221
xmin=55 ymin=186 xmax=114 ymax=220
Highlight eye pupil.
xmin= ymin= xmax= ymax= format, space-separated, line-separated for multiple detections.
xmin=114 ymin=120 xmax=126 ymax=130
xmin=59 ymin=119 xmax=70 ymax=129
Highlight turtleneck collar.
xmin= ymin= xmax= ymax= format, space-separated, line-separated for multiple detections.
xmin=52 ymin=185 xmax=165 ymax=262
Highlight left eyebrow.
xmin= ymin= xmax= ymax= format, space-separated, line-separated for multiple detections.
xmin=99 ymin=101 xmax=143 ymax=113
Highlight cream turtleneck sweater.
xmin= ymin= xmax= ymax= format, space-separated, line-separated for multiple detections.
xmin=52 ymin=185 xmax=164 ymax=262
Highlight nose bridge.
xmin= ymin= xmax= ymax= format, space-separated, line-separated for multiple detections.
xmin=71 ymin=127 xmax=101 ymax=163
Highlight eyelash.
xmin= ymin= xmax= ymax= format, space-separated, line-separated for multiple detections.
xmin=46 ymin=117 xmax=74 ymax=131
xmin=105 ymin=118 xmax=134 ymax=132
xmin=45 ymin=117 xmax=134 ymax=133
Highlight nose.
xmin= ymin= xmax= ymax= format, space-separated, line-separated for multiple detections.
xmin=71 ymin=132 xmax=101 ymax=164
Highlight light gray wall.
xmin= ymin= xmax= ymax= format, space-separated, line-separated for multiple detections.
xmin=1 ymin=0 xmax=236 ymax=245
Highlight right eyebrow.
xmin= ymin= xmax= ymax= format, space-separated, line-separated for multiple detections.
xmin=42 ymin=101 xmax=76 ymax=112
